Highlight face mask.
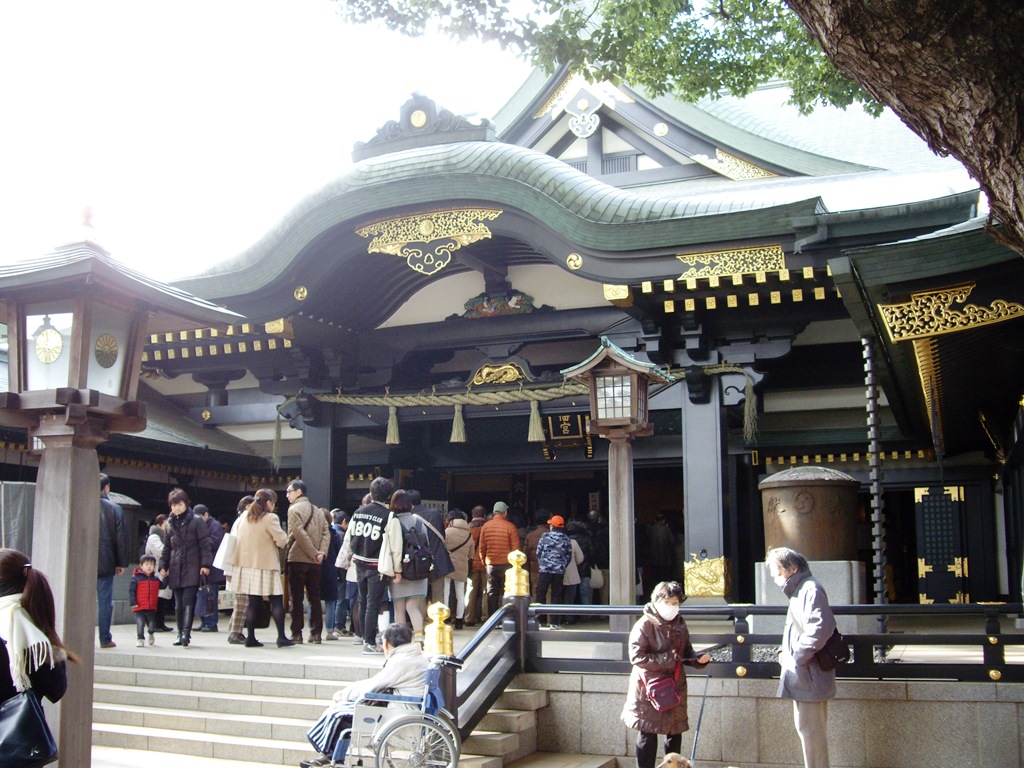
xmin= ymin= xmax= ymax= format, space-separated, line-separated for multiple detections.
xmin=654 ymin=602 xmax=680 ymax=621
xmin=773 ymin=573 xmax=789 ymax=588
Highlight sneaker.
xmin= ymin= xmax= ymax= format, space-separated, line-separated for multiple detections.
xmin=227 ymin=632 xmax=246 ymax=645
xmin=198 ymin=625 xmax=218 ymax=632
xmin=100 ymin=641 xmax=116 ymax=649
xmin=362 ymin=643 xmax=384 ymax=655
xmin=148 ymin=634 xmax=155 ymax=646
xmin=340 ymin=629 xmax=353 ymax=637
xmin=352 ymin=635 xmax=363 ymax=645
xmin=136 ymin=638 xmax=145 ymax=647
xmin=299 ymin=757 xmax=333 ymax=768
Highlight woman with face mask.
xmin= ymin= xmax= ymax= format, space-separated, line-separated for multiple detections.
xmin=620 ymin=580 xmax=710 ymax=768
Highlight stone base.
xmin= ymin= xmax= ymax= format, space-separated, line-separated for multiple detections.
xmin=752 ymin=560 xmax=873 ymax=635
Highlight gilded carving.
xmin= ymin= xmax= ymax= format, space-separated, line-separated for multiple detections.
xmin=690 ymin=149 xmax=777 ymax=180
xmin=948 ymin=557 xmax=968 ymax=578
xmin=677 ymin=244 xmax=785 ymax=280
xmin=471 ymin=363 xmax=530 ymax=386
xmin=917 ymin=557 xmax=933 ymax=579
xmin=566 ymin=253 xmax=584 ymax=270
xmin=293 ymin=286 xmax=308 ymax=301
xmin=879 ymin=283 xmax=1024 ymax=342
xmin=683 ymin=553 xmax=729 ymax=598
xmin=603 ymin=284 xmax=630 ymax=301
xmin=462 ymin=290 xmax=534 ymax=319
xmin=357 ymin=208 xmax=503 ymax=277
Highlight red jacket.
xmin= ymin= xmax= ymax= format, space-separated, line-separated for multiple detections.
xmin=130 ymin=569 xmax=162 ymax=612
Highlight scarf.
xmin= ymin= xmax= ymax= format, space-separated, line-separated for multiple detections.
xmin=0 ymin=593 xmax=54 ymax=693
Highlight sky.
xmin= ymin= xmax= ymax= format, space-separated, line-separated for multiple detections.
xmin=0 ymin=0 xmax=534 ymax=281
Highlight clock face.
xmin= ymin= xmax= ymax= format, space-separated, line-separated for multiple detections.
xmin=94 ymin=333 xmax=119 ymax=368
xmin=34 ymin=327 xmax=64 ymax=364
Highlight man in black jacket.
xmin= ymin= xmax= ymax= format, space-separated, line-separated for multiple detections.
xmin=98 ymin=474 xmax=130 ymax=648
xmin=350 ymin=477 xmax=394 ymax=654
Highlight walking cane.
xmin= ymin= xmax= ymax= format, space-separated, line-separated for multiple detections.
xmin=690 ymin=672 xmax=711 ymax=765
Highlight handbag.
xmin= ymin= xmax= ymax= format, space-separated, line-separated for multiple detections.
xmin=814 ymin=627 xmax=850 ymax=670
xmin=212 ymin=532 xmax=237 ymax=572
xmin=641 ymin=663 xmax=681 ymax=711
xmin=0 ymin=690 xmax=58 ymax=768
xmin=196 ymin=575 xmax=216 ymax=619
xmin=589 ymin=566 xmax=605 ymax=590
xmin=253 ymin=598 xmax=272 ymax=629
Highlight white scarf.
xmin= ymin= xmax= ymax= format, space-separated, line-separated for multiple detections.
xmin=0 ymin=593 xmax=54 ymax=693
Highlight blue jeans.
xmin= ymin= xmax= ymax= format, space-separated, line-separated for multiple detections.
xmin=97 ymin=575 xmax=115 ymax=645
xmin=323 ymin=600 xmax=337 ymax=631
xmin=335 ymin=581 xmax=358 ymax=633
xmin=197 ymin=582 xmax=220 ymax=629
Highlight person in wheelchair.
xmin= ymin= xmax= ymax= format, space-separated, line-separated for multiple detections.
xmin=303 ymin=622 xmax=428 ymax=767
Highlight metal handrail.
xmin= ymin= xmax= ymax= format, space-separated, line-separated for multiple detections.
xmin=520 ymin=601 xmax=1024 ymax=683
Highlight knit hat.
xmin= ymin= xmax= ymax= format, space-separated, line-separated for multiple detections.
xmin=493 ymin=501 xmax=509 ymax=515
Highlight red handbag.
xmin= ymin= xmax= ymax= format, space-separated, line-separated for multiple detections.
xmin=642 ymin=667 xmax=681 ymax=711
xmin=641 ymin=638 xmax=682 ymax=711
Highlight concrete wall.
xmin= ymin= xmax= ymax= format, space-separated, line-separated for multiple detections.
xmin=516 ymin=671 xmax=1022 ymax=768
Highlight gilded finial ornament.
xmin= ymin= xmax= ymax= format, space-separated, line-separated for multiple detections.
xmin=357 ymin=208 xmax=503 ymax=277
xmin=94 ymin=333 xmax=119 ymax=368
xmin=201 ymin=409 xmax=212 ymax=422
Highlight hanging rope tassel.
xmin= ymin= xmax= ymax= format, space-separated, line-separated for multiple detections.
xmin=386 ymin=405 xmax=401 ymax=445
xmin=528 ymin=399 xmax=545 ymax=442
xmin=450 ymin=403 xmax=467 ymax=443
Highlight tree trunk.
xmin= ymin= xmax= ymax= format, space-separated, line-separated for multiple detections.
xmin=784 ymin=0 xmax=1024 ymax=255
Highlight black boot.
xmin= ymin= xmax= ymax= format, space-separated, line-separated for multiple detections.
xmin=180 ymin=606 xmax=194 ymax=647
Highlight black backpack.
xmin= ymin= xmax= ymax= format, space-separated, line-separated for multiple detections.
xmin=400 ymin=516 xmax=433 ymax=580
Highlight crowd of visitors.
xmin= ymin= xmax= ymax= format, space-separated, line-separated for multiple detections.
xmin=94 ymin=478 xmax=700 ymax=652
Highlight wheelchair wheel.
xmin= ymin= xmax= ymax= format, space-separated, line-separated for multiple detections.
xmin=373 ymin=713 xmax=458 ymax=768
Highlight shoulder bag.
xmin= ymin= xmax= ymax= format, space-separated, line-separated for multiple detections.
xmin=814 ymin=627 xmax=850 ymax=670
xmin=0 ymin=689 xmax=58 ymax=768
xmin=640 ymin=637 xmax=682 ymax=711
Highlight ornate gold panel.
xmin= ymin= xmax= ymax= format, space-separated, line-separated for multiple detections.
xmin=357 ymin=208 xmax=502 ymax=277
xmin=878 ymin=282 xmax=1024 ymax=342
xmin=471 ymin=363 xmax=530 ymax=386
xmin=683 ymin=554 xmax=729 ymax=598
xmin=690 ymin=149 xmax=777 ymax=180
xmin=677 ymin=244 xmax=785 ymax=280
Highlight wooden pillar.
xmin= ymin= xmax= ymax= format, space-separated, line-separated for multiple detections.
xmin=31 ymin=416 xmax=106 ymax=768
xmin=681 ymin=379 xmax=725 ymax=562
xmin=608 ymin=436 xmax=636 ymax=631
xmin=300 ymin=422 xmax=346 ymax=508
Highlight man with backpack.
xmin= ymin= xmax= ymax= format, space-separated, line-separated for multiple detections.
xmin=535 ymin=515 xmax=573 ymax=629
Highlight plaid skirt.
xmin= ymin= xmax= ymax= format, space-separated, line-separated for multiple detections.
xmin=233 ymin=566 xmax=283 ymax=596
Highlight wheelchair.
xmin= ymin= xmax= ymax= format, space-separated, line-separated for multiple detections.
xmin=331 ymin=659 xmax=461 ymax=768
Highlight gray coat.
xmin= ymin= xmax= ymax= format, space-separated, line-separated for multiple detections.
xmin=776 ymin=569 xmax=837 ymax=702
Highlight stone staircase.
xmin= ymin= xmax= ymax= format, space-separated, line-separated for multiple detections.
xmin=91 ymin=642 xmax=553 ymax=768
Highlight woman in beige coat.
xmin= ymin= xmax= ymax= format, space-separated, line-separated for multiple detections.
xmin=231 ymin=488 xmax=293 ymax=648
xmin=443 ymin=509 xmax=476 ymax=629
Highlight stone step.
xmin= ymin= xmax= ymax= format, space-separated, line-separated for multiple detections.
xmin=93 ymin=722 xmax=313 ymax=766
xmin=479 ymin=707 xmax=536 ymax=733
xmin=93 ymin=745 xmax=293 ymax=768
xmin=497 ymin=687 xmax=549 ymax=711
xmin=463 ymin=729 xmax=522 ymax=756
xmin=94 ymin=682 xmax=327 ymax=721
xmin=93 ymin=703 xmax=312 ymax=743
xmin=506 ymin=753 xmax=620 ymax=768
xmin=96 ymin=664 xmax=348 ymax=700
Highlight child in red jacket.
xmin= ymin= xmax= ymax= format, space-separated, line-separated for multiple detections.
xmin=130 ymin=554 xmax=162 ymax=647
